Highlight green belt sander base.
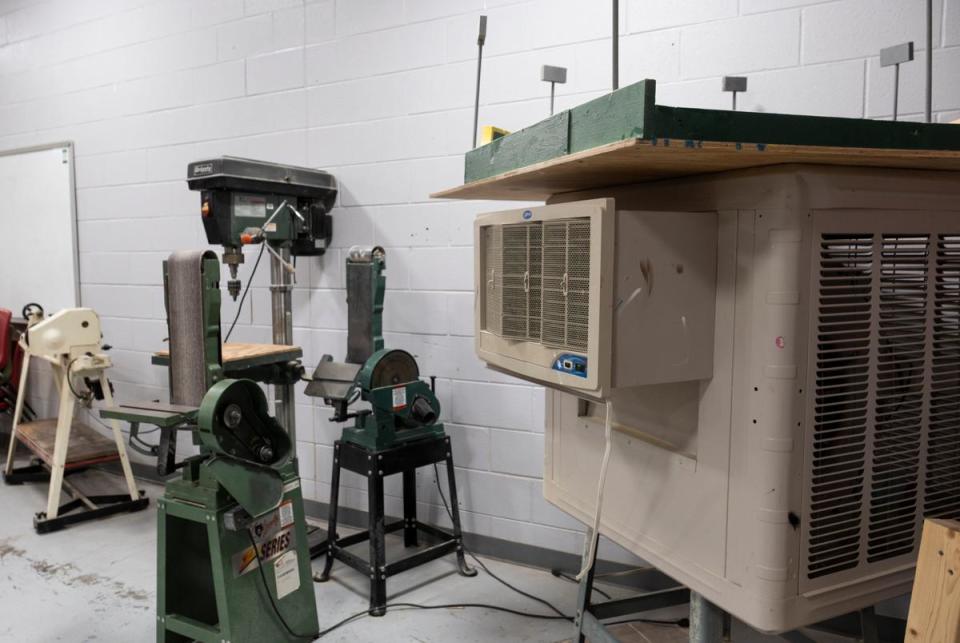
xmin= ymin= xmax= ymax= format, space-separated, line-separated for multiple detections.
xmin=150 ymin=379 xmax=318 ymax=643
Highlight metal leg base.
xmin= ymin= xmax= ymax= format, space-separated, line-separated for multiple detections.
xmin=34 ymin=491 xmax=149 ymax=534
xmin=318 ymin=436 xmax=476 ymax=614
xmin=3 ymin=461 xmax=88 ymax=485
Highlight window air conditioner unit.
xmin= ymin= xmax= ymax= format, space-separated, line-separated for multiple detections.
xmin=471 ymin=166 xmax=960 ymax=633
xmin=475 ymin=198 xmax=718 ymax=399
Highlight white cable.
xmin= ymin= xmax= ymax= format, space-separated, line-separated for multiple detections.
xmin=575 ymin=399 xmax=613 ymax=581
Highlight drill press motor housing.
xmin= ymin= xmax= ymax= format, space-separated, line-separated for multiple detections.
xmin=187 ymin=156 xmax=338 ymax=299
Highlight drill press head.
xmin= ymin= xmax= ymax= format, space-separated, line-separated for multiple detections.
xmin=187 ymin=156 xmax=338 ymax=299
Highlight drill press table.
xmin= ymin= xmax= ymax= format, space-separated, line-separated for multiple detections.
xmin=151 ymin=342 xmax=302 ymax=370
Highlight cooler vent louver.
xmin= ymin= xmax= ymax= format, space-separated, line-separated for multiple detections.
xmin=926 ymin=235 xmax=960 ymax=520
xmin=807 ymin=231 xmax=960 ymax=581
xmin=809 ymin=233 xmax=873 ymax=579
xmin=482 ymin=218 xmax=591 ymax=352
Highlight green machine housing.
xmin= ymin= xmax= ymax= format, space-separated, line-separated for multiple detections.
xmin=101 ymin=250 xmax=319 ymax=643
xmin=306 ymin=247 xmax=446 ymax=450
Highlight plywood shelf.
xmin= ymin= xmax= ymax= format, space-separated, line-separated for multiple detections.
xmin=16 ymin=419 xmax=119 ymax=469
xmin=433 ymin=137 xmax=960 ymax=202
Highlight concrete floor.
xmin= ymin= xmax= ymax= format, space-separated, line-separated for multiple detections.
xmin=0 ymin=469 xmax=861 ymax=642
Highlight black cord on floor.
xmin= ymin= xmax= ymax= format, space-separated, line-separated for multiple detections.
xmin=431 ymin=463 xmax=571 ymax=619
xmin=317 ymin=601 xmax=570 ymax=638
xmin=430 ymin=464 xmax=688 ymax=632
xmin=308 ymin=465 xmax=687 ymax=639
xmin=246 ymin=531 xmax=320 ymax=641
xmin=225 ymin=243 xmax=266 ymax=342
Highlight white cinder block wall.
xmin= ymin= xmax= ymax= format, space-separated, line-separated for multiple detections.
xmin=3 ymin=0 xmax=960 ymax=562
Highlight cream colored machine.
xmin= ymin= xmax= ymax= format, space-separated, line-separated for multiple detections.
xmin=473 ymin=165 xmax=960 ymax=633
xmin=4 ymin=308 xmax=147 ymax=532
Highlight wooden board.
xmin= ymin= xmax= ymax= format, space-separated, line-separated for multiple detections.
xmin=153 ymin=342 xmax=302 ymax=368
xmin=17 ymin=419 xmax=119 ymax=468
xmin=906 ymin=518 xmax=960 ymax=642
xmin=433 ymin=137 xmax=960 ymax=202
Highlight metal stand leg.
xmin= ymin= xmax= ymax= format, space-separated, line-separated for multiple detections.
xmin=45 ymin=368 xmax=76 ymax=519
xmin=368 ymin=467 xmax=387 ymax=616
xmin=860 ymin=606 xmax=880 ymax=643
xmin=4 ymin=354 xmax=29 ymax=476
xmin=444 ymin=442 xmax=476 ymax=577
xmin=99 ymin=372 xmax=139 ymax=501
xmin=690 ymin=591 xmax=724 ymax=643
xmin=317 ymin=443 xmax=341 ymax=582
xmin=574 ymin=528 xmax=598 ymax=643
xmin=402 ymin=469 xmax=418 ymax=547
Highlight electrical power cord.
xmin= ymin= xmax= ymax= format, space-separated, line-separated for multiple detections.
xmin=576 ymin=399 xmax=613 ymax=581
xmin=65 ymin=358 xmax=93 ymax=404
xmin=248 ymin=458 xmax=683 ymax=641
xmin=551 ymin=568 xmax=612 ymax=600
xmin=431 ymin=463 xmax=688 ymax=632
xmin=431 ymin=462 xmax=570 ymax=619
xmin=225 ymin=243 xmax=266 ymax=342
xmin=247 ymin=531 xmax=320 ymax=641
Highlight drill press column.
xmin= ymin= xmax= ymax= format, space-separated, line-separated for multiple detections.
xmin=271 ymin=243 xmax=296 ymax=441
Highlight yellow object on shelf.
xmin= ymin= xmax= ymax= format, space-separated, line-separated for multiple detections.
xmin=480 ymin=125 xmax=510 ymax=145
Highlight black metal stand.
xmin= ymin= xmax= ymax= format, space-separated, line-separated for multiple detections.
xmin=4 ymin=461 xmax=149 ymax=534
xmin=34 ymin=491 xmax=148 ymax=534
xmin=316 ymin=435 xmax=477 ymax=616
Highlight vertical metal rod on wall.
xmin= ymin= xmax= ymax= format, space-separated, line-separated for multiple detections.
xmin=612 ymin=0 xmax=619 ymax=90
xmin=473 ymin=15 xmax=487 ymax=148
xmin=893 ymin=63 xmax=900 ymax=121
xmin=925 ymin=0 xmax=933 ymax=122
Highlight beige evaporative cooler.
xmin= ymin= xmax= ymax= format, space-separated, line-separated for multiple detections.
xmin=473 ymin=165 xmax=960 ymax=633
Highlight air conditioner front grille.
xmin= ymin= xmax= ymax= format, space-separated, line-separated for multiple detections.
xmin=806 ymin=228 xmax=960 ymax=584
xmin=542 ymin=219 xmax=591 ymax=351
xmin=502 ymin=223 xmax=543 ymax=341
xmin=480 ymin=217 xmax=591 ymax=353
xmin=482 ymin=226 xmax=503 ymax=336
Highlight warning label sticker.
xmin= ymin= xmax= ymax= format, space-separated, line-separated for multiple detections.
xmin=274 ymin=551 xmax=300 ymax=600
xmin=392 ymin=386 xmax=407 ymax=409
xmin=279 ymin=501 xmax=294 ymax=528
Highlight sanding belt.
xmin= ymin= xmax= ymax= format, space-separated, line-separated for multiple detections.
xmin=346 ymin=260 xmax=375 ymax=364
xmin=166 ymin=249 xmax=218 ymax=408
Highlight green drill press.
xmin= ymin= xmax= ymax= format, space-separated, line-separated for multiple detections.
xmin=102 ymin=158 xmax=338 ymax=642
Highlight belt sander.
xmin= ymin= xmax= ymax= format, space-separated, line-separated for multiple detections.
xmin=305 ymin=247 xmax=446 ymax=450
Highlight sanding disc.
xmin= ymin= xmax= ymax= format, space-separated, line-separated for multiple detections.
xmin=369 ymin=350 xmax=419 ymax=387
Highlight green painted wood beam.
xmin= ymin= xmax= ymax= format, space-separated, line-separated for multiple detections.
xmin=463 ymin=79 xmax=960 ymax=183
xmin=465 ymin=80 xmax=655 ymax=182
